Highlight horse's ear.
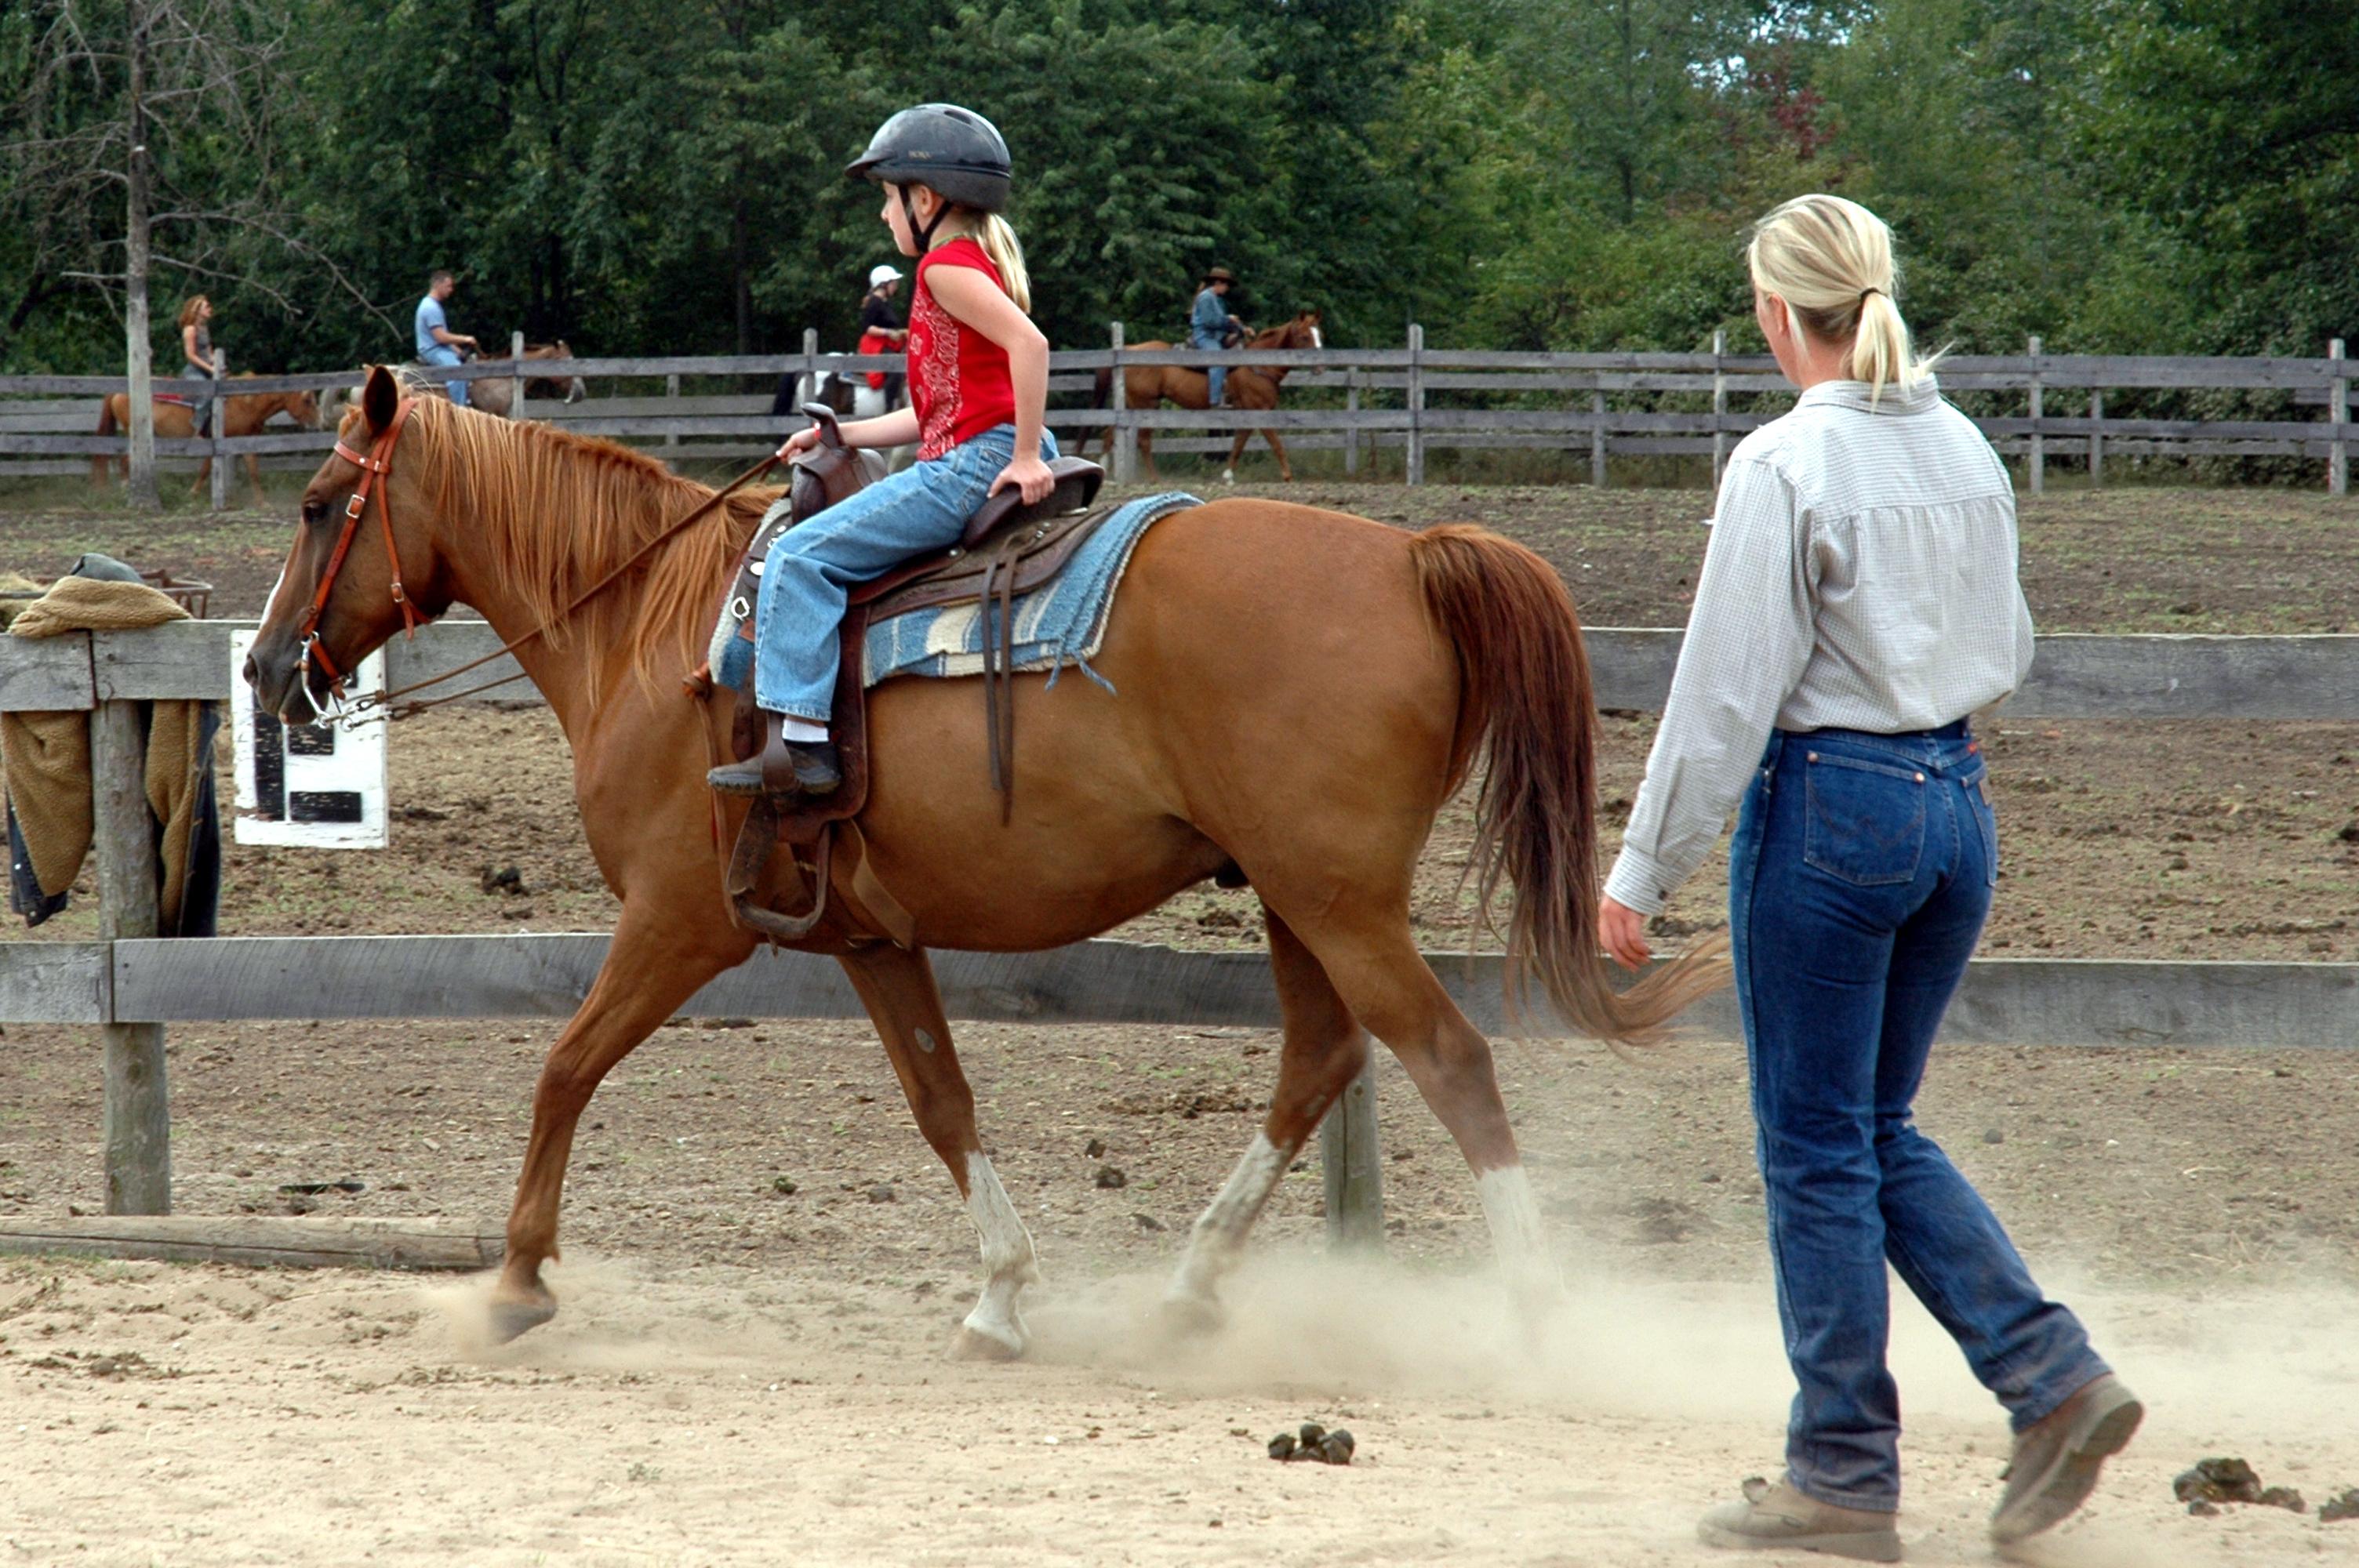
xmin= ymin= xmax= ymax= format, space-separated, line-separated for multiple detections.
xmin=362 ymin=365 xmax=400 ymax=436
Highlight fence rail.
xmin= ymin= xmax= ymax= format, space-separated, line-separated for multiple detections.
xmin=7 ymin=336 xmax=2351 ymax=496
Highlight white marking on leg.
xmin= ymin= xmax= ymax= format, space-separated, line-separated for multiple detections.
xmin=1165 ymin=1131 xmax=1289 ymax=1312
xmin=960 ymin=1152 xmax=1038 ymax=1354
xmin=1477 ymin=1163 xmax=1561 ymax=1312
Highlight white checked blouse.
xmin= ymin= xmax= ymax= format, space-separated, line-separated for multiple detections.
xmin=1604 ymin=376 xmax=2037 ymax=916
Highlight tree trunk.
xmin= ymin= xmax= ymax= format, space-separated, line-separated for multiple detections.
xmin=124 ymin=0 xmax=158 ymax=510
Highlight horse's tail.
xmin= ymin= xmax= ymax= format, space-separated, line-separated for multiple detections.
xmin=1408 ymin=522 xmax=1731 ymax=1047
xmin=1090 ymin=367 xmax=1114 ymax=456
xmin=92 ymin=397 xmax=118 ymax=485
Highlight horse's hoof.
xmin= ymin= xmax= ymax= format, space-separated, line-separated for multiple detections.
xmin=1155 ymin=1292 xmax=1224 ymax=1341
xmin=486 ymin=1295 xmax=558 ymax=1345
xmin=1220 ymin=469 xmax=1237 ymax=485
xmin=947 ymin=1323 xmax=1026 ymax=1363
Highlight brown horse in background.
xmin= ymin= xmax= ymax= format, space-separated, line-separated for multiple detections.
xmin=1092 ymin=312 xmax=1323 ymax=483
xmin=93 ymin=378 xmax=324 ymax=503
xmin=456 ymin=341 xmax=590 ymax=417
xmin=246 ymin=366 xmax=1727 ymax=1359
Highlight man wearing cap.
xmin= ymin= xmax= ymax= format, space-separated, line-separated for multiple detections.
xmin=1191 ymin=266 xmax=1244 ymax=408
xmin=856 ymin=263 xmax=909 ymax=417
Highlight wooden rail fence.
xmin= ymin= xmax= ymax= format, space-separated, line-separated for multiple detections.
xmin=1 ymin=621 xmax=2354 ymax=1250
xmin=6 ymin=334 xmax=2351 ymax=500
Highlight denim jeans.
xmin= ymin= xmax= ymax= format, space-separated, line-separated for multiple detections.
xmin=420 ymin=344 xmax=469 ymax=407
xmin=1190 ymin=328 xmax=1227 ymax=407
xmin=1730 ymin=720 xmax=2108 ymax=1511
xmin=752 ymin=423 xmax=1055 ymax=722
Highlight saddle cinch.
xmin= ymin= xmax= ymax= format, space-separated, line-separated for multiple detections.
xmin=702 ymin=404 xmax=1106 ymax=947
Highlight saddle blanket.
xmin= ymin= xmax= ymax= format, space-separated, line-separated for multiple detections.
xmin=860 ymin=491 xmax=1199 ymax=690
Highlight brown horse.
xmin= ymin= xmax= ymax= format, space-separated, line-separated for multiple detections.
xmin=93 ymin=378 xmax=324 ymax=503
xmin=1092 ymin=312 xmax=1323 ymax=483
xmin=456 ymin=341 xmax=590 ymax=418
xmin=246 ymin=366 xmax=1726 ymax=1356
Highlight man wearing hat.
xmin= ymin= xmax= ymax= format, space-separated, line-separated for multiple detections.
xmin=1190 ymin=266 xmax=1244 ymax=408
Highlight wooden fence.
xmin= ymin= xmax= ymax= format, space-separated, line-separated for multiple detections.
xmin=2 ymin=619 xmax=2355 ymax=1243
xmin=5 ymin=332 xmax=2351 ymax=501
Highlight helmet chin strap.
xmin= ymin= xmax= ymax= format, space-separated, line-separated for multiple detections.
xmin=899 ymin=184 xmax=951 ymax=254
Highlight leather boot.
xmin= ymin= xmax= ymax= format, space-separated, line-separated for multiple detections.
xmin=707 ymin=714 xmax=841 ymax=797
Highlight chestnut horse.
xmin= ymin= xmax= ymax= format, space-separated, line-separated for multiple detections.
xmin=247 ymin=366 xmax=1726 ymax=1356
xmin=1091 ymin=312 xmax=1323 ymax=483
xmin=450 ymin=340 xmax=590 ymax=418
xmin=93 ymin=379 xmax=324 ymax=503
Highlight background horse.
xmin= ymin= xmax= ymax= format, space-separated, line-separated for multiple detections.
xmin=92 ymin=379 xmax=324 ymax=503
xmin=438 ymin=340 xmax=591 ymax=417
xmin=247 ymin=365 xmax=1726 ymax=1359
xmin=1091 ymin=311 xmax=1323 ymax=482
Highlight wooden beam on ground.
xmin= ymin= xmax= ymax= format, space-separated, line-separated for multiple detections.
xmin=0 ymin=1215 xmax=503 ymax=1271
xmin=93 ymin=935 xmax=2359 ymax=1050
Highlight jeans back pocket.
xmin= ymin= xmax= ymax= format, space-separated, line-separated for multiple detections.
xmin=1801 ymin=750 xmax=1927 ymax=887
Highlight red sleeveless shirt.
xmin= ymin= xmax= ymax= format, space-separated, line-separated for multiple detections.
xmin=907 ymin=238 xmax=1018 ymax=460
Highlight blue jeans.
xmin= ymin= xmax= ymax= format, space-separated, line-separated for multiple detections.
xmin=1730 ymin=721 xmax=2108 ymax=1512
xmin=420 ymin=344 xmax=468 ymax=407
xmin=752 ymin=423 xmax=1055 ymax=722
xmin=1191 ymin=329 xmax=1227 ymax=407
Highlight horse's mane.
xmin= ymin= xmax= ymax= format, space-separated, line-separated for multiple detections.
xmin=367 ymin=387 xmax=776 ymax=702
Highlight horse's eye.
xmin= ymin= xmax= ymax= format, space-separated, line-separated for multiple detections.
xmin=300 ymin=497 xmax=327 ymax=525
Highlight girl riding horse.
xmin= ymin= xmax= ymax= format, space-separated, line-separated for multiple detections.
xmin=707 ymin=103 xmax=1058 ymax=799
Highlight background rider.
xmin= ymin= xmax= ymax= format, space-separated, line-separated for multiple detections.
xmin=414 ymin=268 xmax=478 ymax=408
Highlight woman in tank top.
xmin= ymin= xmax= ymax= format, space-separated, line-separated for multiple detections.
xmin=710 ymin=103 xmax=1056 ymax=799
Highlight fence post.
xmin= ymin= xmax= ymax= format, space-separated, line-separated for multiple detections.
xmin=2026 ymin=335 xmax=2045 ymax=497
xmin=1321 ymin=1059 xmax=1384 ymax=1251
xmin=1108 ymin=321 xmax=1133 ymax=487
xmin=1591 ymin=386 xmax=1608 ymax=488
xmin=1343 ymin=366 xmax=1360 ymax=477
xmin=665 ymin=372 xmax=680 ymax=452
xmin=93 ymin=700 xmax=170 ymax=1215
xmin=1405 ymin=323 xmax=1425 ymax=486
xmin=208 ymin=348 xmax=228 ymax=512
xmin=508 ymin=330 xmax=525 ymax=421
xmin=2089 ymin=388 xmax=2104 ymax=489
xmin=802 ymin=327 xmax=820 ymax=413
xmin=1710 ymin=328 xmax=1728 ymax=489
xmin=2332 ymin=339 xmax=2348 ymax=498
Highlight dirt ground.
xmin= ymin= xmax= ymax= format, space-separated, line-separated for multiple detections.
xmin=2 ymin=479 xmax=2357 ymax=1563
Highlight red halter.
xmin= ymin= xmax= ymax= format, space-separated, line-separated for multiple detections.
xmin=296 ymin=397 xmax=421 ymax=690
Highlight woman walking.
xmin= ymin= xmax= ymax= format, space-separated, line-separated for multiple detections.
xmin=1599 ymin=194 xmax=2139 ymax=1560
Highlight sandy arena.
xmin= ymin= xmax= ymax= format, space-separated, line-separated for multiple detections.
xmin=1 ymin=481 xmax=2355 ymax=1564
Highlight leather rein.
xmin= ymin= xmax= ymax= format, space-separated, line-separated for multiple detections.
xmin=295 ymin=398 xmax=779 ymax=721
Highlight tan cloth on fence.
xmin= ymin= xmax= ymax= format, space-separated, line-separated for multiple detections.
xmin=0 ymin=578 xmax=210 ymax=929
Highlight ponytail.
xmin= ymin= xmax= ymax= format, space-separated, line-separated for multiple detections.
xmin=936 ymin=209 xmax=1031 ymax=315
xmin=1747 ymin=194 xmax=1939 ymax=405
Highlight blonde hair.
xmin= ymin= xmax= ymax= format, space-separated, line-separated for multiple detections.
xmin=934 ymin=207 xmax=1031 ymax=314
xmin=1747 ymin=194 xmax=1936 ymax=401
xmin=177 ymin=295 xmax=210 ymax=330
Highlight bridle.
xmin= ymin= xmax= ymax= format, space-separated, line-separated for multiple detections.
xmin=285 ymin=394 xmax=781 ymax=723
xmin=293 ymin=396 xmax=422 ymax=697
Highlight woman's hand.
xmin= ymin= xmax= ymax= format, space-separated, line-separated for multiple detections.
xmin=775 ymin=425 xmax=823 ymax=463
xmin=1598 ymin=895 xmax=1652 ymax=972
xmin=990 ymin=452 xmax=1056 ymax=505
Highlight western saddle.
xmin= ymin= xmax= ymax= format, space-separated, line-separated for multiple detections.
xmin=701 ymin=405 xmax=1107 ymax=947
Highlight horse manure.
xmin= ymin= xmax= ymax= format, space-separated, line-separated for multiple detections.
xmin=478 ymin=864 xmax=525 ymax=895
xmin=1085 ymin=1138 xmax=1107 ymax=1159
xmin=2188 ymin=1499 xmax=2221 ymax=1517
xmin=1267 ymin=1434 xmax=1298 ymax=1461
xmin=1267 ymin=1422 xmax=1356 ymax=1465
xmin=866 ymin=1184 xmax=896 ymax=1203
xmin=1094 ymin=1166 xmax=1127 ymax=1189
xmin=2256 ymin=1486 xmax=2306 ymax=1513
xmin=2319 ymin=1488 xmax=2359 ymax=1523
xmin=277 ymin=1180 xmax=364 ymax=1196
xmin=2175 ymin=1456 xmax=2264 ymax=1505
xmin=1318 ymin=1429 xmax=1356 ymax=1465
xmin=1133 ymin=1213 xmax=1164 ymax=1231
xmin=770 ymin=1176 xmax=798 ymax=1196
xmin=1298 ymin=1422 xmax=1326 ymax=1447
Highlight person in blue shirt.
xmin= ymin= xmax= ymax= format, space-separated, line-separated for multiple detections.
xmin=1190 ymin=266 xmax=1243 ymax=408
xmin=413 ymin=270 xmax=478 ymax=408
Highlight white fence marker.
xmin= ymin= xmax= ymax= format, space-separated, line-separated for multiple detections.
xmin=229 ymin=630 xmax=388 ymax=848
